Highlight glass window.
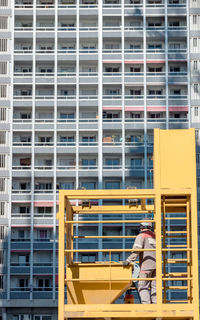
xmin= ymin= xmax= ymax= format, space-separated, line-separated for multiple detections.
xmin=81 ymin=182 xmax=96 ymax=189
xmin=59 ymin=182 xmax=74 ymax=190
xmin=130 ymin=158 xmax=142 ymax=167
xmin=105 ymin=181 xmax=120 ymax=189
xmin=194 ymin=84 xmax=199 ymax=93
xmin=82 ymin=159 xmax=96 ymax=166
xmin=105 ymin=159 xmax=120 ymax=166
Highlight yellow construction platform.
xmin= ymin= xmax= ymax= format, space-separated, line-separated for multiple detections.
xmin=58 ymin=129 xmax=199 ymax=320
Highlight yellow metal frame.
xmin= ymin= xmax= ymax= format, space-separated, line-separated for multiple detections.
xmin=57 ymin=129 xmax=199 ymax=320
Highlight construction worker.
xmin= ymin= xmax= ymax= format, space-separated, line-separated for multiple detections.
xmin=123 ymin=221 xmax=156 ymax=304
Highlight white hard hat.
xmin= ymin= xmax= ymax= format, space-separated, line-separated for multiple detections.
xmin=140 ymin=221 xmax=152 ymax=229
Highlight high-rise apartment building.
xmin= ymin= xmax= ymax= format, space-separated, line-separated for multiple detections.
xmin=0 ymin=0 xmax=200 ymax=318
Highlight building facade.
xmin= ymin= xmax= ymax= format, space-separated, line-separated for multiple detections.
xmin=0 ymin=0 xmax=200 ymax=318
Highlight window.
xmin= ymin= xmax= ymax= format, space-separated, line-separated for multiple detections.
xmin=0 ymin=85 xmax=7 ymax=98
xmin=0 ymin=61 xmax=7 ymax=74
xmin=105 ymin=158 xmax=120 ymax=166
xmin=81 ymin=254 xmax=96 ymax=262
xmin=81 ymin=182 xmax=96 ymax=189
xmin=0 ymin=250 xmax=4 ymax=264
xmin=0 ymin=0 xmax=9 ymax=6
xmin=193 ymin=38 xmax=197 ymax=47
xmin=130 ymin=158 xmax=143 ymax=167
xmin=35 ymin=183 xmax=52 ymax=190
xmin=193 ymin=15 xmax=197 ymax=24
xmin=19 ymin=278 xmax=28 ymax=289
xmin=38 ymin=278 xmax=51 ymax=289
xmin=0 ymin=16 xmax=8 ymax=30
xmin=38 ymin=207 xmax=51 ymax=214
xmin=0 ymin=108 xmax=6 ymax=121
xmin=194 ymin=61 xmax=198 ymax=70
xmin=0 ymin=202 xmax=5 ymax=216
xmin=60 ymin=113 xmax=74 ymax=119
xmin=150 ymin=113 xmax=161 ymax=118
xmin=194 ymin=84 xmax=199 ymax=93
xmin=0 ymin=39 xmax=8 ymax=52
xmin=105 ymin=181 xmax=120 ymax=189
xmin=39 ymin=230 xmax=48 ymax=240
xmin=81 ymin=159 xmax=96 ymax=167
xmin=58 ymin=182 xmax=74 ymax=190
xmin=0 ymin=154 xmax=5 ymax=168
xmin=148 ymin=90 xmax=162 ymax=95
xmin=194 ymin=107 xmax=199 ymax=117
xmin=0 ymin=178 xmax=5 ymax=192
xmin=19 ymin=255 xmax=29 ymax=266
xmin=82 ymin=136 xmax=96 ymax=142
xmin=19 ymin=206 xmax=30 ymax=214
xmin=18 ymin=230 xmax=25 ymax=239
xmin=0 ymin=275 xmax=3 ymax=289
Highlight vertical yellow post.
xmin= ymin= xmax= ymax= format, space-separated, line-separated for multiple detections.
xmin=190 ymin=130 xmax=199 ymax=320
xmin=154 ymin=129 xmax=163 ymax=306
xmin=58 ymin=191 xmax=65 ymax=320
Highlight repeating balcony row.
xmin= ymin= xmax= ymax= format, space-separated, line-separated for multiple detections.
xmin=14 ymin=48 xmax=187 ymax=54
xmin=14 ymin=26 xmax=187 ymax=32
xmin=14 ymin=1 xmax=187 ymax=9
xmin=12 ymin=95 xmax=189 ymax=103
xmin=13 ymin=72 xmax=188 ymax=85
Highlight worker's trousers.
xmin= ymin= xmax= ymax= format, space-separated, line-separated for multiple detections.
xmin=138 ymin=270 xmax=156 ymax=304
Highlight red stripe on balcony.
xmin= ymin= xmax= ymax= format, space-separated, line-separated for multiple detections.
xmin=34 ymin=201 xmax=54 ymax=207
xmin=34 ymin=225 xmax=53 ymax=228
xmin=103 ymin=106 xmax=122 ymax=110
xmin=169 ymin=106 xmax=188 ymax=111
xmin=124 ymin=60 xmax=143 ymax=64
xmin=12 ymin=225 xmax=30 ymax=228
xmin=147 ymin=106 xmax=166 ymax=111
xmin=125 ymin=106 xmax=144 ymax=111
xmin=146 ymin=60 xmax=165 ymax=64
xmin=102 ymin=60 xmax=122 ymax=63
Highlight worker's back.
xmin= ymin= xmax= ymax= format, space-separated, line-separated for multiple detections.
xmin=137 ymin=230 xmax=156 ymax=271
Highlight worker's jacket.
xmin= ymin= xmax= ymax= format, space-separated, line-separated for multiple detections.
xmin=127 ymin=229 xmax=156 ymax=271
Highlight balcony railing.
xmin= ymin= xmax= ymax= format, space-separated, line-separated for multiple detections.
xmin=11 ymin=238 xmax=30 ymax=242
xmin=103 ymin=165 xmax=122 ymax=170
xmin=15 ymin=27 xmax=33 ymax=31
xmin=12 ymin=189 xmax=31 ymax=194
xmin=35 ymin=142 xmax=54 ymax=146
xmin=168 ymin=95 xmax=188 ymax=99
xmin=103 ymin=118 xmax=122 ymax=122
xmin=147 ymin=95 xmax=165 ymax=99
xmin=13 ymin=141 xmax=32 ymax=146
xmin=34 ymin=189 xmax=54 ymax=193
xmin=79 ymin=165 xmax=98 ymax=170
xmin=34 ymin=166 xmax=53 ymax=170
xmin=79 ymin=141 xmax=97 ymax=146
xmin=12 ymin=166 xmax=31 ymax=170
xmin=11 ymin=287 xmax=30 ymax=292
xmin=12 ymin=213 xmax=30 ymax=217
xmin=57 ymin=142 xmax=75 ymax=146
xmin=57 ymin=165 xmax=76 ymax=170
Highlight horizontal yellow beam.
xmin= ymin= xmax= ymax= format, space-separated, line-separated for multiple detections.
xmin=65 ymin=278 xmax=192 ymax=282
xmin=64 ymin=303 xmax=194 ymax=318
xmin=72 ymin=205 xmax=154 ymax=214
xmin=59 ymin=189 xmax=192 ymax=202
xmin=65 ymin=219 xmax=155 ymax=224
xmin=74 ymin=235 xmax=137 ymax=239
xmin=65 ymin=249 xmax=155 ymax=253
